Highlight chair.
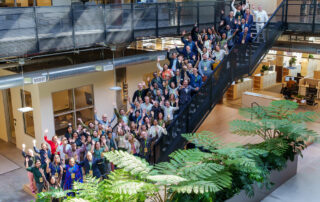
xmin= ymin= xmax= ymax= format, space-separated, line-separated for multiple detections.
xmin=306 ymin=95 xmax=318 ymax=108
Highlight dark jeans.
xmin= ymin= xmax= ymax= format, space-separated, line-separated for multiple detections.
xmin=36 ymin=182 xmax=44 ymax=193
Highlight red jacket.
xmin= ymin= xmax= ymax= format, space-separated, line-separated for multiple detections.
xmin=44 ymin=136 xmax=58 ymax=155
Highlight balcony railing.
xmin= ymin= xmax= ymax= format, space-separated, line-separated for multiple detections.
xmin=0 ymin=1 xmax=231 ymax=58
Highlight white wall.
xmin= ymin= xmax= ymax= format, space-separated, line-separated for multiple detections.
xmin=11 ymin=84 xmax=41 ymax=150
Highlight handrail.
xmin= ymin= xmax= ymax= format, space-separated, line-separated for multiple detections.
xmin=250 ymin=102 xmax=265 ymax=120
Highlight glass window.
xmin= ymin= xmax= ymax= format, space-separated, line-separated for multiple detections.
xmin=52 ymin=85 xmax=94 ymax=136
xmin=54 ymin=113 xmax=74 ymax=137
xmin=76 ymin=108 xmax=94 ymax=126
xmin=52 ymin=89 xmax=74 ymax=114
xmin=21 ymin=90 xmax=35 ymax=137
xmin=74 ymin=85 xmax=94 ymax=109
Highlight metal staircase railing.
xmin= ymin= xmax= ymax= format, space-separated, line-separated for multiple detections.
xmin=153 ymin=0 xmax=288 ymax=163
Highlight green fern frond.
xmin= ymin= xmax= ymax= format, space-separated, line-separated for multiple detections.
xmin=172 ymin=175 xmax=232 ymax=194
xmin=104 ymin=169 xmax=157 ymax=195
xmin=239 ymin=106 xmax=267 ymax=119
xmin=249 ymin=138 xmax=289 ymax=156
xmin=103 ymin=150 xmax=153 ymax=178
xmin=37 ymin=188 xmax=68 ymax=201
xmin=288 ymin=111 xmax=320 ymax=123
xmin=182 ymin=131 xmax=222 ymax=150
xmin=229 ymin=120 xmax=262 ymax=137
xmin=147 ymin=175 xmax=187 ymax=185
xmin=72 ymin=176 xmax=100 ymax=200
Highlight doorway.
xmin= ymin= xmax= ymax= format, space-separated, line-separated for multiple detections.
xmin=3 ymin=89 xmax=16 ymax=144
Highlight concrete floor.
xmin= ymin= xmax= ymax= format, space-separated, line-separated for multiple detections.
xmin=0 ymin=140 xmax=34 ymax=202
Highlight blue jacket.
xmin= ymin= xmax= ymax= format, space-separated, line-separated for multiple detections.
xmin=186 ymin=72 xmax=202 ymax=88
xmin=225 ymin=16 xmax=236 ymax=29
xmin=33 ymin=146 xmax=52 ymax=165
xmin=78 ymin=158 xmax=103 ymax=178
xmin=48 ymin=162 xmax=62 ymax=177
xmin=176 ymin=47 xmax=196 ymax=62
xmin=238 ymin=32 xmax=253 ymax=44
xmin=243 ymin=14 xmax=254 ymax=26
xmin=181 ymin=37 xmax=197 ymax=54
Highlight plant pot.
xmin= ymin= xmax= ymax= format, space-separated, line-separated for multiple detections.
xmin=226 ymin=155 xmax=298 ymax=202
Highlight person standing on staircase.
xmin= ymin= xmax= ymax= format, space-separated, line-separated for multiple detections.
xmin=251 ymin=4 xmax=269 ymax=34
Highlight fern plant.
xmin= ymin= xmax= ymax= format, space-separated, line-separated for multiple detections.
xmin=230 ymin=100 xmax=319 ymax=157
xmin=36 ymin=188 xmax=68 ymax=202
xmin=181 ymin=132 xmax=271 ymax=198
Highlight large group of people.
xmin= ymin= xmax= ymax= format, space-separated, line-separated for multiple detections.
xmin=22 ymin=0 xmax=268 ymax=195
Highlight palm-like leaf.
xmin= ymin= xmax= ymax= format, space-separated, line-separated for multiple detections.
xmin=182 ymin=131 xmax=222 ymax=150
xmin=103 ymin=169 xmax=157 ymax=195
xmin=104 ymin=150 xmax=153 ymax=178
xmin=154 ymin=149 xmax=232 ymax=194
xmin=72 ymin=176 xmax=100 ymax=200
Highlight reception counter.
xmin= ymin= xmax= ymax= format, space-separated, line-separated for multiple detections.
xmin=242 ymin=91 xmax=282 ymax=108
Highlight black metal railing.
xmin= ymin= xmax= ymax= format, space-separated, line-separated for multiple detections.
xmin=285 ymin=0 xmax=320 ymax=33
xmin=0 ymin=1 xmax=231 ymax=58
xmin=154 ymin=0 xmax=288 ymax=163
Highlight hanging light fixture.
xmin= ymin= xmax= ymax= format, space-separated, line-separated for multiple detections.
xmin=109 ymin=45 xmax=122 ymax=91
xmin=17 ymin=58 xmax=33 ymax=113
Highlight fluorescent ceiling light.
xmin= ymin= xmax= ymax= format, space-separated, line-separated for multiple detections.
xmin=109 ymin=86 xmax=122 ymax=91
xmin=17 ymin=107 xmax=33 ymax=113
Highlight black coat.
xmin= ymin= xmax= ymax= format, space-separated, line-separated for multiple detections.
xmin=132 ymin=89 xmax=148 ymax=103
xmin=179 ymin=86 xmax=197 ymax=105
xmin=167 ymin=52 xmax=182 ymax=70
xmin=225 ymin=16 xmax=236 ymax=29
xmin=78 ymin=158 xmax=103 ymax=178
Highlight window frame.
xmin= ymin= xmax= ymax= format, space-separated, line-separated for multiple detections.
xmin=20 ymin=89 xmax=35 ymax=137
xmin=52 ymin=85 xmax=95 ymax=136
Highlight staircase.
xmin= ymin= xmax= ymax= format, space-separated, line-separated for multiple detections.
xmin=154 ymin=1 xmax=287 ymax=163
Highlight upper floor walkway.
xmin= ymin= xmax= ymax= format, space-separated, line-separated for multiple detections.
xmin=0 ymin=0 xmax=319 ymax=59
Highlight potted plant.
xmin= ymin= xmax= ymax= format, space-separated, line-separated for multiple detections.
xmin=260 ymin=65 xmax=269 ymax=76
xmin=309 ymin=54 xmax=314 ymax=59
xmin=289 ymin=57 xmax=297 ymax=67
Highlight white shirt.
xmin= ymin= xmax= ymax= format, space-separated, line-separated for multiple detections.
xmin=148 ymin=125 xmax=167 ymax=139
xmin=252 ymin=10 xmax=269 ymax=23
xmin=141 ymin=103 xmax=153 ymax=114
xmin=212 ymin=50 xmax=227 ymax=61
xmin=161 ymin=105 xmax=179 ymax=121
